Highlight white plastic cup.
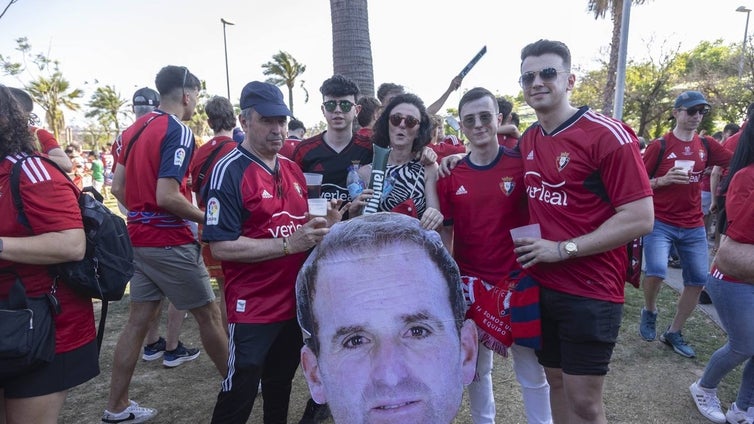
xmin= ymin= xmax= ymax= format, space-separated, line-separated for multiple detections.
xmin=674 ymin=160 xmax=695 ymax=173
xmin=307 ymin=198 xmax=328 ymax=217
xmin=509 ymin=223 xmax=541 ymax=241
xmin=303 ymin=173 xmax=323 ymax=198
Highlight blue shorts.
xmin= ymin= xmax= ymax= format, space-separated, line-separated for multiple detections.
xmin=643 ymin=219 xmax=708 ymax=286
xmin=701 ymin=191 xmax=712 ymax=215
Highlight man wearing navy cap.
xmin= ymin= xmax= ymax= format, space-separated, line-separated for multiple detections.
xmin=203 ymin=81 xmax=335 ymax=423
xmin=639 ymin=91 xmax=732 ymax=359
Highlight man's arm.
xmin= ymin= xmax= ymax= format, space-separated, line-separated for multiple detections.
xmin=46 ymin=147 xmax=73 ymax=172
xmin=515 ymin=196 xmax=654 ymax=268
xmin=715 ymin=235 xmax=754 ymax=282
xmin=426 ymin=76 xmax=463 ymax=116
xmin=0 ymin=229 xmax=85 ymax=265
xmin=709 ymin=165 xmax=723 ymax=212
xmin=439 ymin=225 xmax=454 ymax=254
xmin=156 ymin=177 xmax=204 ymax=223
xmin=111 ymin=163 xmax=126 ymax=205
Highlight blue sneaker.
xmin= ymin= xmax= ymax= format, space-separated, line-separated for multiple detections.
xmin=162 ymin=342 xmax=200 ymax=368
xmin=142 ymin=337 xmax=166 ymax=361
xmin=660 ymin=329 xmax=696 ymax=358
xmin=639 ymin=308 xmax=657 ymax=341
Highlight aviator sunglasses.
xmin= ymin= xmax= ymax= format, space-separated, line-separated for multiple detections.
xmin=519 ymin=67 xmax=567 ymax=88
xmin=679 ymin=106 xmax=710 ymax=116
xmin=389 ymin=114 xmax=420 ymax=129
xmin=462 ymin=112 xmax=495 ymax=129
xmin=323 ymin=100 xmax=355 ymax=113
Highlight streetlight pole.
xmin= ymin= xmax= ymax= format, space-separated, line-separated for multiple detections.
xmin=737 ymin=6 xmax=751 ymax=79
xmin=221 ymin=18 xmax=235 ymax=99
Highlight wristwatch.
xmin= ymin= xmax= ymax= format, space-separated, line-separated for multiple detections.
xmin=564 ymin=240 xmax=578 ymax=258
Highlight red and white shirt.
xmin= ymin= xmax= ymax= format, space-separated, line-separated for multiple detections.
xmin=710 ymin=164 xmax=754 ymax=283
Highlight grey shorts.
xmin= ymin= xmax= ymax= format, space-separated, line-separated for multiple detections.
xmin=130 ymin=243 xmax=215 ymax=310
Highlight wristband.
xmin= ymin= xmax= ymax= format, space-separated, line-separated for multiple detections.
xmin=282 ymin=237 xmax=290 ymax=255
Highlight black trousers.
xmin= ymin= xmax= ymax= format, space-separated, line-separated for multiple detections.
xmin=211 ymin=319 xmax=302 ymax=424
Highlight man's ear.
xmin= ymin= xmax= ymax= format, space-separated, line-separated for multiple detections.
xmin=301 ymin=345 xmax=327 ymax=404
xmin=460 ymin=319 xmax=479 ymax=385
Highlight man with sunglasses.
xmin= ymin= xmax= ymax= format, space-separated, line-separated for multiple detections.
xmin=203 ymin=81 xmax=335 ymax=424
xmin=513 ymin=39 xmax=654 ymax=424
xmin=639 ymin=91 xmax=732 ymax=359
xmin=104 ymin=65 xmax=229 ymax=423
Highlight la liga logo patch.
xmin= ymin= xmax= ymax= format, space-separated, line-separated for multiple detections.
xmin=206 ymin=197 xmax=220 ymax=225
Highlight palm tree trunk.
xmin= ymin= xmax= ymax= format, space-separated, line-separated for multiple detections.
xmin=330 ymin=0 xmax=375 ymax=97
xmin=602 ymin=0 xmax=622 ymax=116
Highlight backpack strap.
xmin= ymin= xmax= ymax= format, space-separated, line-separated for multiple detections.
xmin=122 ymin=112 xmax=166 ymax=165
xmin=194 ymin=139 xmax=234 ymax=194
xmin=10 ymin=154 xmax=76 ymax=230
xmin=649 ymin=136 xmax=666 ymax=179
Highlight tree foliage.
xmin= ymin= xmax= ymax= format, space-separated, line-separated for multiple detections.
xmin=85 ymin=85 xmax=128 ymax=140
xmin=262 ymin=50 xmax=307 ymax=116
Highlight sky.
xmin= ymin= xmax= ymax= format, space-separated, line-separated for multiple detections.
xmin=1 ymin=0 xmax=753 ymax=133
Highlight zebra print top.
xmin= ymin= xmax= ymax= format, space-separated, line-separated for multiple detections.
xmin=379 ymin=159 xmax=427 ymax=218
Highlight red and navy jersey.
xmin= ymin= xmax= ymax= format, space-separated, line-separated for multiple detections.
xmin=278 ymin=138 xmax=301 ymax=160
xmin=117 ymin=110 xmax=195 ymax=247
xmin=188 ymin=135 xmax=237 ymax=208
xmin=643 ymin=132 xmax=731 ymax=228
xmin=0 ymin=154 xmax=95 ymax=353
xmin=292 ymin=131 xmax=373 ymax=201
xmin=519 ymin=107 xmax=652 ymax=302
xmin=711 ymin=164 xmax=754 ymax=283
xmin=437 ymin=146 xmax=528 ymax=283
xmin=201 ymin=146 xmax=309 ymax=324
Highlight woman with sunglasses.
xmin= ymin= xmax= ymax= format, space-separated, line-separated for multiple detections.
xmin=0 ymin=85 xmax=99 ymax=423
xmin=357 ymin=93 xmax=443 ymax=230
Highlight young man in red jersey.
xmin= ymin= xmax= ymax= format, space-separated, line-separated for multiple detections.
xmin=513 ymin=39 xmax=653 ymax=424
xmin=437 ymin=87 xmax=551 ymax=424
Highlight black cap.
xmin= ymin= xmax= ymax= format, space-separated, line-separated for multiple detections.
xmin=133 ymin=87 xmax=160 ymax=107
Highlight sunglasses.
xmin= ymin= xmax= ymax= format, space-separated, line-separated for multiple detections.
xmin=462 ymin=112 xmax=495 ymax=129
xmin=389 ymin=114 xmax=420 ymax=129
xmin=519 ymin=67 xmax=567 ymax=88
xmin=680 ymin=106 xmax=710 ymax=116
xmin=323 ymin=100 xmax=355 ymax=113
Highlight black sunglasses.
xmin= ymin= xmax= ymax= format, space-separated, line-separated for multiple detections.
xmin=462 ymin=112 xmax=495 ymax=129
xmin=389 ymin=114 xmax=420 ymax=129
xmin=519 ymin=67 xmax=567 ymax=88
xmin=323 ymin=100 xmax=355 ymax=113
xmin=680 ymin=106 xmax=710 ymax=116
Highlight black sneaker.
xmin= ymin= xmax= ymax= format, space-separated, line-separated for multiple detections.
xmin=298 ymin=398 xmax=331 ymax=424
xmin=699 ymin=290 xmax=713 ymax=305
xmin=142 ymin=337 xmax=166 ymax=361
xmin=162 ymin=342 xmax=200 ymax=368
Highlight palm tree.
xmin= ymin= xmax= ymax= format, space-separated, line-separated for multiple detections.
xmin=86 ymin=85 xmax=128 ymax=138
xmin=262 ymin=51 xmax=307 ymax=115
xmin=26 ymin=71 xmax=83 ymax=141
xmin=329 ymin=0 xmax=374 ymax=97
xmin=587 ymin=0 xmax=648 ymax=116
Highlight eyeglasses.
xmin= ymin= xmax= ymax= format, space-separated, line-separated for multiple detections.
xmin=181 ymin=67 xmax=189 ymax=98
xmin=680 ymin=106 xmax=710 ymax=116
xmin=389 ymin=114 xmax=420 ymax=129
xmin=461 ymin=112 xmax=495 ymax=129
xmin=518 ymin=67 xmax=567 ymax=88
xmin=322 ymin=100 xmax=355 ymax=113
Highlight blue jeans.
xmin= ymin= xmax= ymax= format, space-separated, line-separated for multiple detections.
xmin=699 ymin=275 xmax=754 ymax=410
xmin=644 ymin=220 xmax=708 ymax=286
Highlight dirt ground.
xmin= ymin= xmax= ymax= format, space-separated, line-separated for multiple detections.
xmin=60 ymin=283 xmax=741 ymax=424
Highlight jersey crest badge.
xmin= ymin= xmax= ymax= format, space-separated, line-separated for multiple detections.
xmin=698 ymin=149 xmax=706 ymax=161
xmin=557 ymin=152 xmax=570 ymax=171
xmin=499 ymin=177 xmax=515 ymax=196
xmin=206 ymin=197 xmax=220 ymax=225
xmin=682 ymin=145 xmax=693 ymax=156
xmin=174 ymin=148 xmax=186 ymax=166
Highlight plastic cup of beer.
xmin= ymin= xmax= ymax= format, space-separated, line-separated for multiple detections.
xmin=509 ymin=223 xmax=541 ymax=241
xmin=303 ymin=173 xmax=323 ymax=198
xmin=307 ymin=198 xmax=328 ymax=217
xmin=674 ymin=160 xmax=695 ymax=174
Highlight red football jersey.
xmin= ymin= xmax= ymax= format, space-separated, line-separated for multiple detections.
xmin=710 ymin=164 xmax=754 ymax=283
xmin=519 ymin=107 xmax=652 ymax=302
xmin=188 ymin=135 xmax=237 ymax=207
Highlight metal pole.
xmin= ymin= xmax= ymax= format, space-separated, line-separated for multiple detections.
xmin=221 ymin=18 xmax=235 ymax=99
xmin=613 ymin=0 xmax=632 ymax=120
xmin=737 ymin=7 xmax=751 ymax=78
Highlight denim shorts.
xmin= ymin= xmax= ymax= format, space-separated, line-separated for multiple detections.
xmin=643 ymin=219 xmax=708 ymax=286
xmin=701 ymin=191 xmax=712 ymax=215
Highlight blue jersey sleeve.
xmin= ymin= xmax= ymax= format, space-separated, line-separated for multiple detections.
xmin=202 ymin=161 xmax=244 ymax=242
xmin=158 ymin=118 xmax=195 ymax=182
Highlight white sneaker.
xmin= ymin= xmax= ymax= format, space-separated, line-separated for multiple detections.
xmin=689 ymin=381 xmax=726 ymax=423
xmin=102 ymin=400 xmax=157 ymax=423
xmin=726 ymin=402 xmax=754 ymax=424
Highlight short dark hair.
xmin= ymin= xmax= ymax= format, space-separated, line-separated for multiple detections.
xmin=520 ymin=39 xmax=572 ymax=71
xmin=372 ymin=93 xmax=432 ymax=154
xmin=320 ymin=74 xmax=360 ymax=101
xmin=497 ymin=97 xmax=513 ymax=120
xmin=723 ymin=123 xmax=741 ymax=136
xmin=377 ymin=82 xmax=405 ymax=103
xmin=458 ymin=87 xmax=499 ymax=116
xmin=356 ymin=96 xmax=380 ymax=127
xmin=205 ymin=96 xmax=236 ymax=132
xmin=155 ymin=65 xmax=200 ymax=97
xmin=288 ymin=118 xmax=305 ymax=132
xmin=296 ymin=212 xmax=466 ymax=355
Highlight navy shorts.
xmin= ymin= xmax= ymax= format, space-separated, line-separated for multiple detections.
xmin=535 ymin=286 xmax=623 ymax=376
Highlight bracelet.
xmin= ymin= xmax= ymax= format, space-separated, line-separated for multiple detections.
xmin=556 ymin=241 xmax=564 ymax=261
xmin=282 ymin=237 xmax=290 ymax=256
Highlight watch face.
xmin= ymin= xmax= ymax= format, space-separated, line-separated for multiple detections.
xmin=565 ymin=241 xmax=577 ymax=254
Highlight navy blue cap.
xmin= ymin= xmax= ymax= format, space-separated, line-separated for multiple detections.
xmin=133 ymin=87 xmax=160 ymax=107
xmin=239 ymin=81 xmax=292 ymax=117
xmin=674 ymin=91 xmax=710 ymax=109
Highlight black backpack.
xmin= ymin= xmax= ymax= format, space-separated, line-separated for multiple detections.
xmin=10 ymin=155 xmax=134 ymax=350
